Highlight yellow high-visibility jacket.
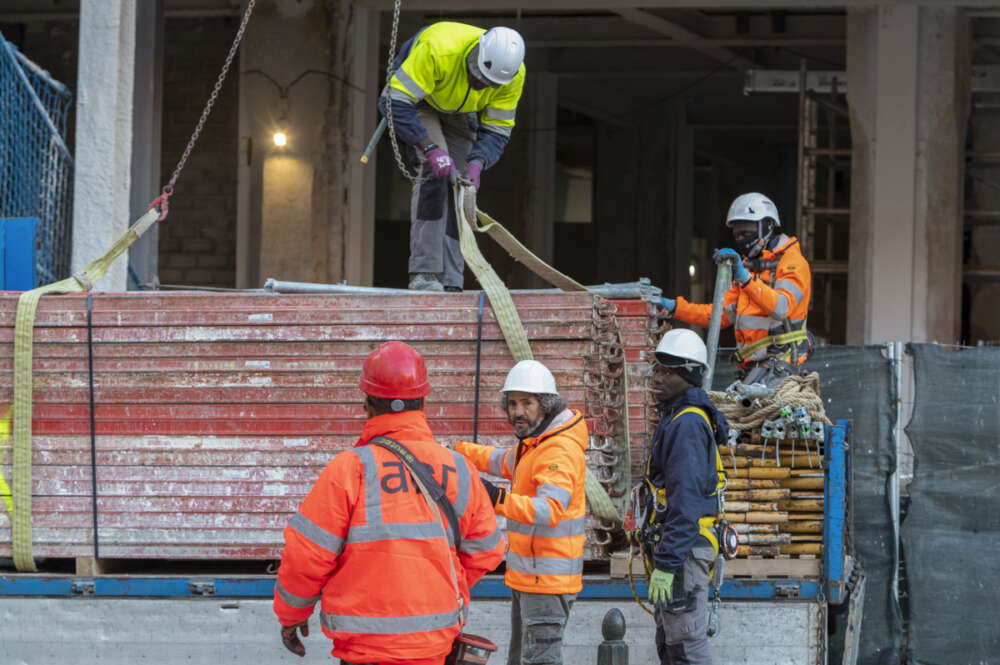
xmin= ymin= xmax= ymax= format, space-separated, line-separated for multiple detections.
xmin=456 ymin=409 xmax=588 ymax=595
xmin=389 ymin=21 xmax=525 ymax=140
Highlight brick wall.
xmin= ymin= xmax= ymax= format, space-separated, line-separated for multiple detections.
xmin=158 ymin=17 xmax=239 ymax=288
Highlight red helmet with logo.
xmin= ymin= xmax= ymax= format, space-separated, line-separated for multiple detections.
xmin=359 ymin=341 xmax=431 ymax=399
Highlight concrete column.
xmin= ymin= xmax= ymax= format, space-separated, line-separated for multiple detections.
xmin=915 ymin=8 xmax=969 ymax=343
xmin=846 ymin=6 xmax=969 ymax=344
xmin=127 ymin=0 xmax=164 ymax=289
xmin=236 ymin=0 xmax=369 ymax=288
xmin=523 ymin=72 xmax=557 ymax=286
xmin=71 ymin=0 xmax=137 ymax=291
xmin=666 ymin=100 xmax=694 ymax=298
xmin=344 ymin=7 xmax=379 ymax=286
xmin=634 ymin=107 xmax=670 ymax=288
xmin=594 ymin=120 xmax=639 ymax=284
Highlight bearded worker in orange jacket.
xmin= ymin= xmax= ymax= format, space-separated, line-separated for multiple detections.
xmin=454 ymin=359 xmax=588 ymax=665
xmin=273 ymin=341 xmax=506 ymax=665
xmin=661 ymin=192 xmax=813 ymax=387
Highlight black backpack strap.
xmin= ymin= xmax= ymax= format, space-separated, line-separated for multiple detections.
xmin=368 ymin=435 xmax=462 ymax=551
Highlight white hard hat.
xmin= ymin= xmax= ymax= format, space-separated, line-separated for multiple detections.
xmin=654 ymin=329 xmax=708 ymax=369
xmin=501 ymin=359 xmax=557 ymax=394
xmin=726 ymin=192 xmax=781 ymax=227
xmin=478 ymin=27 xmax=525 ymax=86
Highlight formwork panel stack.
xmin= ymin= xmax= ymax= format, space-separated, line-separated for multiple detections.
xmin=0 ymin=291 xmax=629 ymax=563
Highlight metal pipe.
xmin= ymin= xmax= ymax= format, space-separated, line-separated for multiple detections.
xmin=264 ymin=277 xmax=664 ymax=299
xmin=888 ymin=342 xmax=903 ymax=617
xmin=962 ymin=266 xmax=1000 ymax=280
xmin=703 ymin=258 xmax=733 ymax=390
xmin=804 ymin=91 xmax=848 ymax=118
xmin=10 ymin=47 xmax=72 ymax=96
xmin=360 ymin=117 xmax=387 ymax=165
xmin=802 ymin=206 xmax=850 ymax=216
xmin=577 ymin=279 xmax=662 ymax=300
xmin=263 ymin=279 xmax=413 ymax=295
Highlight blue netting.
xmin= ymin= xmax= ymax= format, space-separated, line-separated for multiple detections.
xmin=0 ymin=30 xmax=73 ymax=286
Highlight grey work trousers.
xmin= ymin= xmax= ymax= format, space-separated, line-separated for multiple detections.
xmin=409 ymin=105 xmax=477 ymax=289
xmin=654 ymin=544 xmax=715 ymax=665
xmin=507 ymin=590 xmax=576 ymax=665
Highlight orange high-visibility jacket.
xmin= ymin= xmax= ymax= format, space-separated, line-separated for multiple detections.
xmin=273 ymin=410 xmax=505 ymax=665
xmin=675 ymin=235 xmax=812 ymax=367
xmin=455 ymin=409 xmax=588 ymax=595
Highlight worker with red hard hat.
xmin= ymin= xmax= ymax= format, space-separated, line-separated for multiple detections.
xmin=273 ymin=341 xmax=506 ymax=664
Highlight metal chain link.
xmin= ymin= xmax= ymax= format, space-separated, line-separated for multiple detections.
xmin=384 ymin=0 xmax=427 ymax=183
xmin=814 ymin=585 xmax=827 ymax=665
xmin=162 ymin=0 xmax=257 ymax=201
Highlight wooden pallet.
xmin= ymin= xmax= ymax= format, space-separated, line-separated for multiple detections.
xmin=609 ymin=551 xmax=822 ymax=579
xmin=609 ymin=551 xmax=647 ymax=579
xmin=725 ymin=557 xmax=821 ymax=579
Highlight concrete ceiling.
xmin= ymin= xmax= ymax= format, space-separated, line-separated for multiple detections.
xmin=384 ymin=7 xmax=847 ymax=123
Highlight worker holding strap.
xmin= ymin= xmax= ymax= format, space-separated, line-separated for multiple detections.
xmin=379 ymin=22 xmax=526 ymax=293
xmin=661 ymin=193 xmax=813 ymax=387
xmin=454 ymin=360 xmax=588 ymax=665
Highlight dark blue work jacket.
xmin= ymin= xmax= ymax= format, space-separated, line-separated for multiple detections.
xmin=646 ymin=386 xmax=729 ymax=573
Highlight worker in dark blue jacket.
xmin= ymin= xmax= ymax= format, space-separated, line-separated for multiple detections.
xmin=644 ymin=328 xmax=729 ymax=665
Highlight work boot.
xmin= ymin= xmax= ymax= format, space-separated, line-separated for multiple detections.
xmin=408 ymin=272 xmax=444 ymax=292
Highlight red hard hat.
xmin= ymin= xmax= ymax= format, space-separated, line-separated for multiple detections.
xmin=359 ymin=341 xmax=431 ymax=399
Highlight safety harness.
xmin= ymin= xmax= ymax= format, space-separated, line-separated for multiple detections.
xmin=731 ymin=244 xmax=812 ymax=368
xmin=731 ymin=329 xmax=811 ymax=366
xmin=640 ymin=407 xmax=728 ymax=555
xmin=625 ymin=406 xmax=738 ymax=632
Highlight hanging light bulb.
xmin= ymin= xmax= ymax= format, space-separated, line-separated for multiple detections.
xmin=274 ymin=94 xmax=289 ymax=147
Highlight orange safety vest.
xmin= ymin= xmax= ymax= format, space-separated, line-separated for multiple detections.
xmin=273 ymin=410 xmax=505 ymax=665
xmin=675 ymin=235 xmax=812 ymax=367
xmin=456 ymin=409 xmax=588 ymax=595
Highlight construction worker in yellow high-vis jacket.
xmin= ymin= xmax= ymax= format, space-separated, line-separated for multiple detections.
xmin=378 ymin=22 xmax=526 ymax=293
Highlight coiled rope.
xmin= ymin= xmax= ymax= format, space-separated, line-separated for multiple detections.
xmin=707 ymin=373 xmax=832 ymax=431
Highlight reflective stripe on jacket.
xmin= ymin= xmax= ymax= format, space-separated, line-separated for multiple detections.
xmin=273 ymin=410 xmax=505 ymax=665
xmin=455 ymin=409 xmax=588 ymax=595
xmin=388 ymin=22 xmax=524 ymax=138
xmin=674 ymin=235 xmax=812 ymax=366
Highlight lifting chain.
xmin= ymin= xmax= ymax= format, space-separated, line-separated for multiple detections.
xmin=383 ymin=0 xmax=428 ymax=184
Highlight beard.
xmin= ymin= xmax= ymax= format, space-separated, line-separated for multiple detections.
xmin=510 ymin=413 xmax=544 ymax=438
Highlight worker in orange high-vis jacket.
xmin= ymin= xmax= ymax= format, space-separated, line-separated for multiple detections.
xmin=660 ymin=193 xmax=813 ymax=387
xmin=454 ymin=360 xmax=588 ymax=665
xmin=273 ymin=341 xmax=505 ymax=665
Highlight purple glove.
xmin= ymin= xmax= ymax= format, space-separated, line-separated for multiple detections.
xmin=467 ymin=160 xmax=483 ymax=190
xmin=424 ymin=147 xmax=455 ymax=179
